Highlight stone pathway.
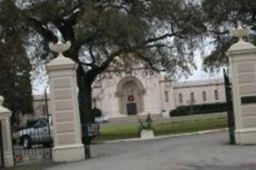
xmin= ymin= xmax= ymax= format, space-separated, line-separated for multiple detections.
xmin=43 ymin=131 xmax=256 ymax=170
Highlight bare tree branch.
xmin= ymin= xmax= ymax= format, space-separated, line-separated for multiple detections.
xmin=145 ymin=32 xmax=183 ymax=44
xmin=135 ymin=53 xmax=161 ymax=72
xmin=80 ymin=61 xmax=94 ymax=67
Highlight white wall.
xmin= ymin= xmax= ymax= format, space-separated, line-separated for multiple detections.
xmin=173 ymin=83 xmax=226 ymax=107
xmin=141 ymin=72 xmax=162 ymax=114
xmin=92 ymin=69 xmax=162 ymax=117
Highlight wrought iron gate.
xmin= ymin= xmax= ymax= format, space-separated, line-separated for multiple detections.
xmin=223 ymin=69 xmax=236 ymax=144
xmin=0 ymin=121 xmax=4 ymax=168
xmin=12 ymin=117 xmax=52 ymax=166
xmin=11 ymin=90 xmax=52 ymax=166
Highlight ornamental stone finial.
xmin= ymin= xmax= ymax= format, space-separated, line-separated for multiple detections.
xmin=233 ymin=26 xmax=250 ymax=40
xmin=228 ymin=25 xmax=255 ymax=54
xmin=49 ymin=40 xmax=71 ymax=57
xmin=47 ymin=40 xmax=76 ymax=70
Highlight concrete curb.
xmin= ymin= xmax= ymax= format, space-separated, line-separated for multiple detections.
xmin=97 ymin=128 xmax=228 ymax=144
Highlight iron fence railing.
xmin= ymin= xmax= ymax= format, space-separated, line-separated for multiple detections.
xmin=11 ymin=117 xmax=52 ymax=166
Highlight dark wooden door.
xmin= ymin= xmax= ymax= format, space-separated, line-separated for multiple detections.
xmin=127 ymin=103 xmax=137 ymax=115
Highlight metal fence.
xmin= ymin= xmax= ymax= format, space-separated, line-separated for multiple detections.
xmin=12 ymin=117 xmax=52 ymax=166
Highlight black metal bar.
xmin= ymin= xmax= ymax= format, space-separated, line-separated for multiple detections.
xmin=44 ymin=89 xmax=52 ymax=160
xmin=223 ymin=69 xmax=236 ymax=144
xmin=44 ymin=89 xmax=51 ymax=131
xmin=0 ymin=122 xmax=5 ymax=168
xmin=82 ymin=124 xmax=91 ymax=159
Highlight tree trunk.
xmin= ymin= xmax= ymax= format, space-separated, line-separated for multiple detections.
xmin=76 ymin=65 xmax=96 ymax=158
xmin=77 ymin=66 xmax=96 ymax=124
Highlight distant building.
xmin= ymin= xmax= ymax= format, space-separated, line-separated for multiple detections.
xmin=33 ymin=94 xmax=49 ymax=117
xmin=92 ymin=69 xmax=226 ymax=119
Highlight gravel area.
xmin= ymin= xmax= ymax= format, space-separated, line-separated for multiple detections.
xmin=41 ymin=131 xmax=256 ymax=170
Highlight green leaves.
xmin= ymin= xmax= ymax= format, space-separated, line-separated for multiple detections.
xmin=0 ymin=0 xmax=33 ymax=120
xmin=17 ymin=0 xmax=207 ymax=78
xmin=202 ymin=0 xmax=256 ymax=71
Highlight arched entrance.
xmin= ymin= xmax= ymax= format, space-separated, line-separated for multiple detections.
xmin=116 ymin=76 xmax=145 ymax=116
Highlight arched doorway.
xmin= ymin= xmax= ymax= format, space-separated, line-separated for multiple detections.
xmin=116 ymin=76 xmax=145 ymax=116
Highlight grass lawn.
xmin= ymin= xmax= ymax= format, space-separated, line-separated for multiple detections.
xmin=95 ymin=116 xmax=228 ymax=141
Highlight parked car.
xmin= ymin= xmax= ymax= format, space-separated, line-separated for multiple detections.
xmin=95 ymin=116 xmax=109 ymax=123
xmin=13 ymin=117 xmax=100 ymax=149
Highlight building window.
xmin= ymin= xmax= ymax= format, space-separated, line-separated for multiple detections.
xmin=214 ymin=90 xmax=219 ymax=100
xmin=164 ymin=91 xmax=169 ymax=102
xmin=202 ymin=91 xmax=207 ymax=101
xmin=190 ymin=92 xmax=195 ymax=103
xmin=92 ymin=98 xmax=97 ymax=108
xmin=179 ymin=93 xmax=183 ymax=104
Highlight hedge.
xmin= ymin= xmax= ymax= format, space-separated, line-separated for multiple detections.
xmin=169 ymin=103 xmax=228 ymax=117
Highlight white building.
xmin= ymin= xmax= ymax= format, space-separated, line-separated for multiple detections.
xmin=92 ymin=68 xmax=226 ymax=119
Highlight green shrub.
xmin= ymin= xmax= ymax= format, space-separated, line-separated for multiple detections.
xmin=170 ymin=103 xmax=228 ymax=117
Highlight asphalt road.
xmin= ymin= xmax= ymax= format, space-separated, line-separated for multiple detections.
xmin=46 ymin=132 xmax=256 ymax=170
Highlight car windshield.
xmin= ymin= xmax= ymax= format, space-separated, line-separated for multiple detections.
xmin=26 ymin=120 xmax=38 ymax=128
xmin=29 ymin=119 xmax=48 ymax=128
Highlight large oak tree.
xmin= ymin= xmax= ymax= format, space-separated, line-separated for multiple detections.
xmin=3 ymin=0 xmax=209 ymax=156
xmin=17 ymin=0 xmax=205 ymax=122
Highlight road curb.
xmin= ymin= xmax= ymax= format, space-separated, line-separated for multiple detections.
xmin=97 ymin=128 xmax=228 ymax=144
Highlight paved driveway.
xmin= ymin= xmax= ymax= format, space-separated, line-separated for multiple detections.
xmin=46 ymin=132 xmax=256 ymax=170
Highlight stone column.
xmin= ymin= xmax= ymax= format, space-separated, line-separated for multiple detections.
xmin=47 ymin=41 xmax=84 ymax=162
xmin=0 ymin=96 xmax=14 ymax=167
xmin=227 ymin=28 xmax=256 ymax=144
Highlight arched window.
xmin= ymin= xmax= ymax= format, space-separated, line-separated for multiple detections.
xmin=179 ymin=93 xmax=183 ymax=104
xmin=214 ymin=90 xmax=219 ymax=100
xmin=164 ymin=91 xmax=169 ymax=102
xmin=202 ymin=91 xmax=207 ymax=101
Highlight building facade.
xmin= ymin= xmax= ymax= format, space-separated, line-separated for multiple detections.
xmin=32 ymin=69 xmax=226 ymax=119
xmin=92 ymin=69 xmax=226 ymax=119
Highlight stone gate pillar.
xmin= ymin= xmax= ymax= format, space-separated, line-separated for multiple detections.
xmin=227 ymin=28 xmax=256 ymax=144
xmin=47 ymin=41 xmax=84 ymax=162
xmin=0 ymin=96 xmax=14 ymax=167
